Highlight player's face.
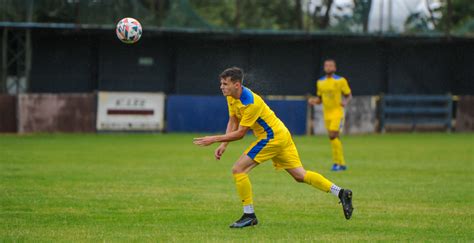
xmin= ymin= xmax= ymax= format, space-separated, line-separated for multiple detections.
xmin=324 ymin=61 xmax=337 ymax=75
xmin=220 ymin=77 xmax=240 ymax=96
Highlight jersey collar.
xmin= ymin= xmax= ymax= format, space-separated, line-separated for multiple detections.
xmin=319 ymin=74 xmax=341 ymax=80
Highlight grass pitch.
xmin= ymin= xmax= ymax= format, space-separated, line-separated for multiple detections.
xmin=0 ymin=133 xmax=473 ymax=241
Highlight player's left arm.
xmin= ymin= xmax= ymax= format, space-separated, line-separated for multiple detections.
xmin=341 ymin=78 xmax=352 ymax=107
xmin=193 ymin=125 xmax=250 ymax=146
xmin=194 ymin=103 xmax=261 ymax=147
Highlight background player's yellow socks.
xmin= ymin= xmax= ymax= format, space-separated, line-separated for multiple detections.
xmin=303 ymin=171 xmax=333 ymax=192
xmin=233 ymin=173 xmax=253 ymax=208
xmin=330 ymin=137 xmax=346 ymax=165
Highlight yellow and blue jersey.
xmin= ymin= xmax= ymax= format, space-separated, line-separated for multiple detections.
xmin=226 ymin=87 xmax=288 ymax=140
xmin=227 ymin=87 xmax=301 ymax=169
xmin=316 ymin=74 xmax=351 ymax=120
xmin=227 ymin=87 xmax=302 ymax=169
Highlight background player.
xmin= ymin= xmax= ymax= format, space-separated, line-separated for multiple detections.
xmin=309 ymin=59 xmax=352 ymax=171
xmin=194 ymin=67 xmax=353 ymax=228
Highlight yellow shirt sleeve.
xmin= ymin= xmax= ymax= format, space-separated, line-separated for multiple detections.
xmin=239 ymin=103 xmax=262 ymax=127
xmin=341 ymin=78 xmax=351 ymax=95
xmin=226 ymin=97 xmax=235 ymax=117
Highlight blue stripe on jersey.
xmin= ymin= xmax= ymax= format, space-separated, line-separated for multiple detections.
xmin=247 ymin=138 xmax=270 ymax=159
xmin=257 ymin=117 xmax=274 ymax=139
xmin=247 ymin=118 xmax=274 ymax=159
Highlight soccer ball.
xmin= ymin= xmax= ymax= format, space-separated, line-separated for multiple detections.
xmin=116 ymin=17 xmax=142 ymax=44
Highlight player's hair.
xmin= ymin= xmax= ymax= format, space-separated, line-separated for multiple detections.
xmin=324 ymin=59 xmax=337 ymax=64
xmin=220 ymin=67 xmax=244 ymax=83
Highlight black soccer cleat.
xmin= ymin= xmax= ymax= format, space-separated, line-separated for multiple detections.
xmin=229 ymin=213 xmax=258 ymax=228
xmin=338 ymin=189 xmax=354 ymax=220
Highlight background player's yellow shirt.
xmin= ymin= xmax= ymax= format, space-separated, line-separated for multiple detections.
xmin=227 ymin=87 xmax=288 ymax=139
xmin=316 ymin=74 xmax=351 ymax=119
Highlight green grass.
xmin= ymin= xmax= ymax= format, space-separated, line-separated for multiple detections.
xmin=0 ymin=133 xmax=473 ymax=242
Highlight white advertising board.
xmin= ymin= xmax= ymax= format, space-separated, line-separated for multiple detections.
xmin=97 ymin=92 xmax=165 ymax=131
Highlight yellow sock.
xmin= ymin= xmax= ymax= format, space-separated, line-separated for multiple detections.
xmin=303 ymin=171 xmax=333 ymax=192
xmin=233 ymin=173 xmax=253 ymax=206
xmin=330 ymin=137 xmax=346 ymax=166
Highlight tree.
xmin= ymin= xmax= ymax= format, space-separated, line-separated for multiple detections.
xmin=295 ymin=0 xmax=303 ymax=30
xmin=353 ymin=0 xmax=372 ymax=33
xmin=404 ymin=0 xmax=474 ymax=35
xmin=311 ymin=0 xmax=334 ymax=30
xmin=190 ymin=0 xmax=304 ymax=30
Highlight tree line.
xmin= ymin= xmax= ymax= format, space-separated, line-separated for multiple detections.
xmin=0 ymin=0 xmax=472 ymax=35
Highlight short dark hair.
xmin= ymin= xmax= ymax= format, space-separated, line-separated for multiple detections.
xmin=324 ymin=59 xmax=336 ymax=64
xmin=220 ymin=67 xmax=243 ymax=83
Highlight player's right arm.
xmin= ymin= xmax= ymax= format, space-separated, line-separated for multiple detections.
xmin=308 ymin=96 xmax=322 ymax=105
xmin=215 ymin=115 xmax=238 ymax=160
